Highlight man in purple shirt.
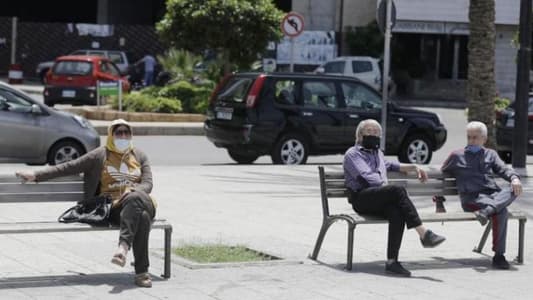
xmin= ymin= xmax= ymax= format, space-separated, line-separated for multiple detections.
xmin=344 ymin=119 xmax=446 ymax=277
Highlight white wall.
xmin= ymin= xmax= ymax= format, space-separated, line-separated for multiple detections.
xmin=292 ymin=0 xmax=338 ymax=30
xmin=390 ymin=0 xmax=519 ymax=25
xmin=494 ymin=26 xmax=518 ymax=98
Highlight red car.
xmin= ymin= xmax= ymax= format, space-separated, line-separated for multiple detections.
xmin=44 ymin=55 xmax=130 ymax=107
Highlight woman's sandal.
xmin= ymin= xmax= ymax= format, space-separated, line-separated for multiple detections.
xmin=111 ymin=253 xmax=126 ymax=267
xmin=134 ymin=272 xmax=152 ymax=288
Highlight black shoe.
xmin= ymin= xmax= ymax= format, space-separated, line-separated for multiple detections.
xmin=420 ymin=230 xmax=446 ymax=248
xmin=385 ymin=261 xmax=411 ymax=277
xmin=474 ymin=210 xmax=489 ymax=226
xmin=492 ymin=254 xmax=510 ymax=270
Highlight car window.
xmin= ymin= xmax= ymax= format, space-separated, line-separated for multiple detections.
xmin=108 ymin=52 xmax=124 ymax=64
xmin=274 ymin=80 xmax=297 ymax=105
xmin=217 ymin=77 xmax=253 ymax=103
xmin=52 ymin=61 xmax=92 ymax=75
xmin=352 ymin=61 xmax=373 ymax=73
xmin=341 ymin=82 xmax=381 ymax=110
xmin=103 ymin=61 xmax=120 ymax=77
xmin=302 ymin=81 xmax=340 ymax=109
xmin=0 ymin=89 xmax=33 ymax=113
xmin=88 ymin=51 xmax=106 ymax=57
xmin=324 ymin=61 xmax=345 ymax=73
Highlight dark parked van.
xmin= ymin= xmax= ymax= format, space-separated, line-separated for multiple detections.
xmin=204 ymin=73 xmax=447 ymax=165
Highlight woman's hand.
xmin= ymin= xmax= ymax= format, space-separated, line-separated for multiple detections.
xmin=511 ymin=177 xmax=523 ymax=196
xmin=15 ymin=171 xmax=36 ymax=183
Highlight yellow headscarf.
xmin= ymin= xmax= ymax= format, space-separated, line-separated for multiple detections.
xmin=106 ymin=119 xmax=133 ymax=154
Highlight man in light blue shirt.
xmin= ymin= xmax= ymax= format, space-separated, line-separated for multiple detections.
xmin=136 ymin=54 xmax=156 ymax=86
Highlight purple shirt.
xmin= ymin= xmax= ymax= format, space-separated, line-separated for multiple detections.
xmin=343 ymin=145 xmax=400 ymax=192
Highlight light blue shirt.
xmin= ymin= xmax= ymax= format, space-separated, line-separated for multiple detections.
xmin=141 ymin=55 xmax=156 ymax=72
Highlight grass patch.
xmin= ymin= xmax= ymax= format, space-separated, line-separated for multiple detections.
xmin=173 ymin=244 xmax=276 ymax=263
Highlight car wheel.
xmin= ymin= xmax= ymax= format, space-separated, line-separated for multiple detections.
xmin=44 ymin=99 xmax=54 ymax=107
xmin=398 ymin=134 xmax=433 ymax=164
xmin=497 ymin=151 xmax=512 ymax=164
xmin=227 ymin=149 xmax=259 ymax=164
xmin=271 ymin=133 xmax=309 ymax=165
xmin=48 ymin=141 xmax=85 ymax=165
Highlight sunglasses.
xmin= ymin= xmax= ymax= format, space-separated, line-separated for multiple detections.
xmin=114 ymin=129 xmax=131 ymax=136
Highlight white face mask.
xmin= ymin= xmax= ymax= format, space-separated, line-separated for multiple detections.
xmin=114 ymin=138 xmax=131 ymax=152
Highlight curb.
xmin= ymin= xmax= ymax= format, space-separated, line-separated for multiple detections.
xmin=93 ymin=124 xmax=205 ymax=136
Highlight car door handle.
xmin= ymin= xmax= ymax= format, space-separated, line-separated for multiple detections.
xmin=348 ymin=114 xmax=359 ymax=119
xmin=302 ymin=111 xmax=313 ymax=116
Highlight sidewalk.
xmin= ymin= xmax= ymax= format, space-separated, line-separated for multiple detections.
xmin=0 ymin=164 xmax=532 ymax=299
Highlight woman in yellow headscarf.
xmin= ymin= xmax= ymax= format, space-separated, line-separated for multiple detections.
xmin=17 ymin=119 xmax=156 ymax=288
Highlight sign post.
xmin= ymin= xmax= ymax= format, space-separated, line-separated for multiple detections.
xmin=97 ymin=81 xmax=122 ymax=111
xmin=281 ymin=12 xmax=304 ymax=72
xmin=377 ymin=0 xmax=396 ymax=152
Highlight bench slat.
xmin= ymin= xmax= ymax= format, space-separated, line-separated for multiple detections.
xmin=0 ymin=193 xmax=84 ymax=202
xmin=0 ymin=175 xmax=82 ymax=183
xmin=0 ymin=182 xmax=84 ymax=193
xmin=324 ymin=169 xmax=451 ymax=180
xmin=325 ymin=180 xmax=457 ymax=190
xmin=0 ymin=220 xmax=171 ymax=234
xmin=336 ymin=210 xmax=527 ymax=225
xmin=326 ymin=188 xmax=458 ymax=198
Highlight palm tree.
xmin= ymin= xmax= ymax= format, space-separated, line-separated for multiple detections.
xmin=467 ymin=0 xmax=496 ymax=147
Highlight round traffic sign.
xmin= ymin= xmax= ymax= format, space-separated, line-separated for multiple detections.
xmin=281 ymin=12 xmax=304 ymax=37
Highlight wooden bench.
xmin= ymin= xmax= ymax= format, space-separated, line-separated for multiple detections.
xmin=0 ymin=174 xmax=172 ymax=278
xmin=310 ymin=166 xmax=527 ymax=270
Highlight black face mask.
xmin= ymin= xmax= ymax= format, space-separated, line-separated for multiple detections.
xmin=361 ymin=135 xmax=381 ymax=150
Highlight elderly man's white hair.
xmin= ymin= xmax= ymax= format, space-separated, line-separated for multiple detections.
xmin=466 ymin=121 xmax=487 ymax=137
xmin=355 ymin=119 xmax=382 ymax=144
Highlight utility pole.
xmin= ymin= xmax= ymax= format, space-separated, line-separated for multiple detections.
xmin=380 ymin=0 xmax=392 ymax=150
xmin=512 ymin=0 xmax=531 ymax=169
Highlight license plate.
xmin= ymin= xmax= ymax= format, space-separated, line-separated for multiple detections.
xmin=62 ymin=90 xmax=76 ymax=98
xmin=506 ymin=118 xmax=514 ymax=127
xmin=216 ymin=111 xmax=232 ymax=120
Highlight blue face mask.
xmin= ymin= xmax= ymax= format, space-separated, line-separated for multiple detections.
xmin=465 ymin=145 xmax=482 ymax=153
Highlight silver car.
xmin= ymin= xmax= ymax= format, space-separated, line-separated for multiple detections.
xmin=0 ymin=81 xmax=100 ymax=165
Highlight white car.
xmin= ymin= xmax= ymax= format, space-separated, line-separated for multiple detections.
xmin=315 ymin=56 xmax=385 ymax=92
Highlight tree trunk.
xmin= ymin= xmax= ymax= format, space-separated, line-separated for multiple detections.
xmin=467 ymin=0 xmax=496 ymax=147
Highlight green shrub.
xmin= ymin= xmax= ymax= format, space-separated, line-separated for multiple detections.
xmin=158 ymin=81 xmax=212 ymax=113
xmin=110 ymin=92 xmax=182 ymax=113
xmin=139 ymin=86 xmax=162 ymax=97
xmin=495 ymin=97 xmax=511 ymax=111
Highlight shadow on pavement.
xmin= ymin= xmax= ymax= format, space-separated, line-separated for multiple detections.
xmin=0 ymin=272 xmax=165 ymax=293
xmin=312 ymin=256 xmax=520 ymax=281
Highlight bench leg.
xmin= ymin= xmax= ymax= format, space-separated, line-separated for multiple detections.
xmin=310 ymin=220 xmax=332 ymax=260
xmin=517 ymin=219 xmax=525 ymax=264
xmin=162 ymin=226 xmax=172 ymax=279
xmin=346 ymin=224 xmax=355 ymax=271
xmin=473 ymin=222 xmax=492 ymax=253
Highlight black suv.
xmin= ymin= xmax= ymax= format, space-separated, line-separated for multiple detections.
xmin=204 ymin=73 xmax=447 ymax=165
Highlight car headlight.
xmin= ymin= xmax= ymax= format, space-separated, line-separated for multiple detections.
xmin=73 ymin=115 xmax=90 ymax=128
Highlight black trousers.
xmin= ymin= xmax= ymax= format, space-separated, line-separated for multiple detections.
xmin=348 ymin=185 xmax=422 ymax=260
xmin=109 ymin=190 xmax=156 ymax=274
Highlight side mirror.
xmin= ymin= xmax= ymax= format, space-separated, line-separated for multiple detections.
xmin=315 ymin=67 xmax=325 ymax=74
xmin=31 ymin=104 xmax=42 ymax=114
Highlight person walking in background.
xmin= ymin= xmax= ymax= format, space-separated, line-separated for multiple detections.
xmin=136 ymin=54 xmax=156 ymax=86
xmin=441 ymin=121 xmax=522 ymax=269
xmin=344 ymin=119 xmax=446 ymax=277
